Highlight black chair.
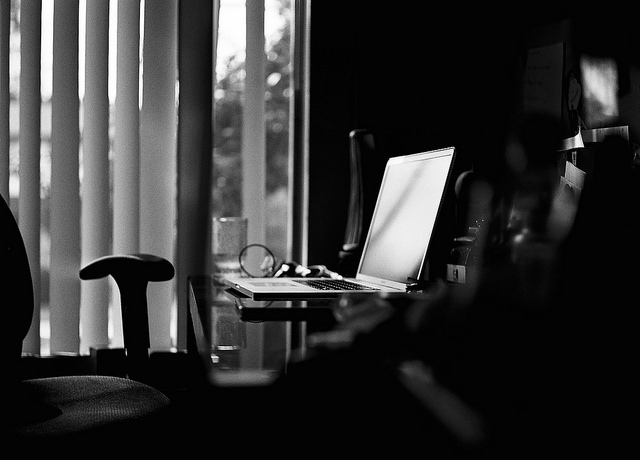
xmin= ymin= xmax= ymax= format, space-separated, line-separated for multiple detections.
xmin=337 ymin=129 xmax=386 ymax=276
xmin=1 ymin=194 xmax=176 ymax=454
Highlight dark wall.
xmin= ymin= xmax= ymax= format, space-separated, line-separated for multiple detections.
xmin=305 ymin=4 xmax=640 ymax=273
xmin=305 ymin=4 xmax=537 ymax=270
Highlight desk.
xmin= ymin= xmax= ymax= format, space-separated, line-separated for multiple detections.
xmin=187 ymin=275 xmax=337 ymax=387
xmin=184 ymin=275 xmax=471 ymax=454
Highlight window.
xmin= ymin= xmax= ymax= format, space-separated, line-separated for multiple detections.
xmin=214 ymin=0 xmax=292 ymax=264
xmin=2 ymin=0 xmax=297 ymax=356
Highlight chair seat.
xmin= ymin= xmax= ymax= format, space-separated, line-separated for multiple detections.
xmin=3 ymin=375 xmax=171 ymax=451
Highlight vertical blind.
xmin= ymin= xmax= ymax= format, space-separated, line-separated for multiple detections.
xmin=18 ymin=0 xmax=42 ymax=353
xmin=0 ymin=0 xmax=220 ymax=355
xmin=0 ymin=0 xmax=8 ymax=198
xmin=80 ymin=0 xmax=110 ymax=351
xmin=49 ymin=0 xmax=80 ymax=353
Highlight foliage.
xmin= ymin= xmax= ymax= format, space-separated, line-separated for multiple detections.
xmin=212 ymin=0 xmax=291 ymax=219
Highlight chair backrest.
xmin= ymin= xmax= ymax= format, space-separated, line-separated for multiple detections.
xmin=1 ymin=194 xmax=35 ymax=388
xmin=337 ymin=129 xmax=386 ymax=276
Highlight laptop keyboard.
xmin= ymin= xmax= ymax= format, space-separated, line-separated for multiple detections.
xmin=293 ymin=279 xmax=379 ymax=291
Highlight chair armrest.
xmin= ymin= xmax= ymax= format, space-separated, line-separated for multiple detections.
xmin=80 ymin=254 xmax=175 ymax=382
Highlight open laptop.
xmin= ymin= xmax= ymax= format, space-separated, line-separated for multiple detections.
xmin=225 ymin=146 xmax=457 ymax=299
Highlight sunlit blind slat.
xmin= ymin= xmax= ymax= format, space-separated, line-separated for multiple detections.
xmin=140 ymin=1 xmax=177 ymax=350
xmin=19 ymin=0 xmax=42 ymax=354
xmin=241 ymin=0 xmax=267 ymax=369
xmin=0 ymin=0 xmax=9 ymax=199
xmin=112 ymin=0 xmax=141 ymax=347
xmin=80 ymin=0 xmax=110 ymax=353
xmin=243 ymin=0 xmax=266 ymax=245
xmin=113 ymin=0 xmax=140 ymax=254
xmin=49 ymin=0 xmax=80 ymax=353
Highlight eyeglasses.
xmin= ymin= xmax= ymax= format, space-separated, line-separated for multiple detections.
xmin=238 ymin=243 xmax=343 ymax=279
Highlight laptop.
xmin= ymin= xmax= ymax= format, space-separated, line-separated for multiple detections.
xmin=225 ymin=146 xmax=457 ymax=300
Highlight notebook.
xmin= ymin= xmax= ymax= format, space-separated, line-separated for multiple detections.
xmin=225 ymin=146 xmax=457 ymax=300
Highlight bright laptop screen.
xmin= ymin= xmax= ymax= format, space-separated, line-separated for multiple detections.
xmin=357 ymin=147 xmax=455 ymax=285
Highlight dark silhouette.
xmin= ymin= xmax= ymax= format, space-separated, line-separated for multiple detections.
xmin=267 ymin=114 xmax=640 ymax=456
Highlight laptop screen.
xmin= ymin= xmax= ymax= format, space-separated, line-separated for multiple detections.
xmin=356 ymin=147 xmax=456 ymax=285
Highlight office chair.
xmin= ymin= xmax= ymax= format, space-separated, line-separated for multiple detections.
xmin=337 ymin=129 xmax=386 ymax=277
xmin=1 ymin=193 xmax=175 ymax=454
